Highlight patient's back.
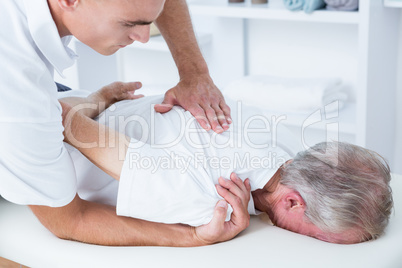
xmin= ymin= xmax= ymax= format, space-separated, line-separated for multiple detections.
xmin=74 ymin=95 xmax=302 ymax=226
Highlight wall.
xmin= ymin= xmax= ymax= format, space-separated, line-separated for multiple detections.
xmin=394 ymin=10 xmax=402 ymax=174
xmin=245 ymin=19 xmax=358 ymax=148
xmin=244 ymin=16 xmax=401 ymax=172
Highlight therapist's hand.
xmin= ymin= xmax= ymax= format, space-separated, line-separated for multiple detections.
xmin=194 ymin=173 xmax=251 ymax=245
xmin=154 ymin=74 xmax=232 ymax=134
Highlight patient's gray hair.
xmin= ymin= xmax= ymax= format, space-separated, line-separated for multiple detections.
xmin=280 ymin=141 xmax=393 ymax=241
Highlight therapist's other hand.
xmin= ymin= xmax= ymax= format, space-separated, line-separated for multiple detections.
xmin=154 ymin=74 xmax=232 ymax=134
xmin=194 ymin=173 xmax=251 ymax=245
xmin=91 ymin=81 xmax=144 ymax=108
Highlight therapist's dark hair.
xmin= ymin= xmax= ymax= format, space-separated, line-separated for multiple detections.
xmin=280 ymin=141 xmax=393 ymax=241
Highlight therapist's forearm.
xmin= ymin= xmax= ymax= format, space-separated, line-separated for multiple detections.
xmin=155 ymin=0 xmax=209 ymax=77
xmin=30 ymin=195 xmax=203 ymax=247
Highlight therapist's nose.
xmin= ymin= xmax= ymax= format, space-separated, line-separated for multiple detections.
xmin=129 ymin=25 xmax=151 ymax=43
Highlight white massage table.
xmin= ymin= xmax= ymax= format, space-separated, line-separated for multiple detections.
xmin=0 ymin=174 xmax=401 ymax=268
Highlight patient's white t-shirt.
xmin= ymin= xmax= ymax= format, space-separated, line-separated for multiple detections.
xmin=70 ymin=95 xmax=302 ymax=226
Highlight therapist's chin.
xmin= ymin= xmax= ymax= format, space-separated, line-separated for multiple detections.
xmin=94 ymin=46 xmax=121 ymax=56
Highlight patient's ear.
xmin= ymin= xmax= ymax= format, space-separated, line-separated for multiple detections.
xmin=284 ymin=191 xmax=305 ymax=213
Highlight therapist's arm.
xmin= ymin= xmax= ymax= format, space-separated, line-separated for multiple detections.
xmin=153 ymin=0 xmax=232 ymax=134
xmin=29 ymin=177 xmax=250 ymax=246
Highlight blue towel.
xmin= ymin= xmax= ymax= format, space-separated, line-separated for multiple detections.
xmin=283 ymin=0 xmax=326 ymax=13
xmin=283 ymin=0 xmax=304 ymax=11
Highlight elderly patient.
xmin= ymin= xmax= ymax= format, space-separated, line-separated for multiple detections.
xmin=59 ymin=85 xmax=393 ymax=245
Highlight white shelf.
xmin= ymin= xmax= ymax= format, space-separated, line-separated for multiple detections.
xmin=127 ymin=32 xmax=212 ymax=52
xmin=189 ymin=0 xmax=359 ymax=24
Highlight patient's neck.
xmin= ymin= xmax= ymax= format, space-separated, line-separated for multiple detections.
xmin=251 ymin=167 xmax=282 ymax=215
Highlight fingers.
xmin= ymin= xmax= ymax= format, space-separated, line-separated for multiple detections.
xmin=193 ymin=174 xmax=250 ymax=246
xmin=217 ymin=173 xmax=250 ymax=205
xmin=216 ymin=173 xmax=251 ymax=228
xmin=121 ymin=82 xmax=142 ymax=99
xmin=157 ymin=77 xmax=233 ymax=133
xmin=131 ymin=94 xmax=145 ymax=100
xmin=101 ymin=81 xmax=143 ymax=104
xmin=126 ymin=81 xmax=142 ymax=91
xmin=193 ymin=200 xmax=229 ymax=245
xmin=203 ymin=105 xmax=224 ymax=133
xmin=154 ymin=103 xmax=173 ymax=113
xmin=208 ymin=200 xmax=228 ymax=231
xmin=154 ymin=90 xmax=176 ymax=114
xmin=220 ymin=101 xmax=232 ymax=125
xmin=190 ymin=102 xmax=232 ymax=133
xmin=191 ymin=105 xmax=211 ymax=131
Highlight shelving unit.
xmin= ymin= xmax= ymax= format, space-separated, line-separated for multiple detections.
xmin=186 ymin=0 xmax=399 ymax=164
xmin=189 ymin=0 xmax=359 ymax=24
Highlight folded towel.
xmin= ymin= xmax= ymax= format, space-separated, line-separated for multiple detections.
xmin=283 ymin=0 xmax=304 ymax=11
xmin=222 ymin=75 xmax=350 ymax=114
xmin=324 ymin=0 xmax=359 ymax=11
xmin=304 ymin=0 xmax=326 ymax=13
xmin=283 ymin=0 xmax=326 ymax=13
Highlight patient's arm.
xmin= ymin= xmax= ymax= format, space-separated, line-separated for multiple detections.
xmin=59 ymin=81 xmax=143 ymax=119
xmin=60 ymin=100 xmax=127 ymax=180
xmin=58 ymin=81 xmax=143 ymax=179
xmin=29 ymin=174 xmax=250 ymax=246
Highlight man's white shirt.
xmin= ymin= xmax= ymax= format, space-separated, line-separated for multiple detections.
xmin=0 ymin=0 xmax=78 ymax=206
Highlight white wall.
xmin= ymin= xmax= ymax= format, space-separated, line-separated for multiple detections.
xmin=393 ymin=10 xmax=402 ymax=174
xmin=243 ymin=16 xmax=401 ymax=173
xmin=247 ymin=21 xmax=358 ymax=95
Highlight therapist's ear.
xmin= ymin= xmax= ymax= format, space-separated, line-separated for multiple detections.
xmin=58 ymin=0 xmax=80 ymax=11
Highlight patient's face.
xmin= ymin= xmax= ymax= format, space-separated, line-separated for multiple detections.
xmin=270 ymin=199 xmax=362 ymax=244
xmin=67 ymin=0 xmax=165 ymax=55
xmin=275 ymin=216 xmax=362 ymax=244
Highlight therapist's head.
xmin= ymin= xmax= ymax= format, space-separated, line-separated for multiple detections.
xmin=48 ymin=0 xmax=165 ymax=55
xmin=268 ymin=142 xmax=393 ymax=244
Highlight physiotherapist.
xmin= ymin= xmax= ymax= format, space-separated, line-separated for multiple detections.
xmin=0 ymin=0 xmax=250 ymax=246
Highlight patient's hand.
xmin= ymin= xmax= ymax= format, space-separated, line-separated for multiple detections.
xmin=90 ymin=81 xmax=145 ymax=109
xmin=194 ymin=173 xmax=251 ymax=245
xmin=154 ymin=74 xmax=232 ymax=134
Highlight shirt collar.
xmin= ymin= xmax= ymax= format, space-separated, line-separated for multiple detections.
xmin=23 ymin=0 xmax=77 ymax=76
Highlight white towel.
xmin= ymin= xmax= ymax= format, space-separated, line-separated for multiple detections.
xmin=222 ymin=75 xmax=349 ymax=114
